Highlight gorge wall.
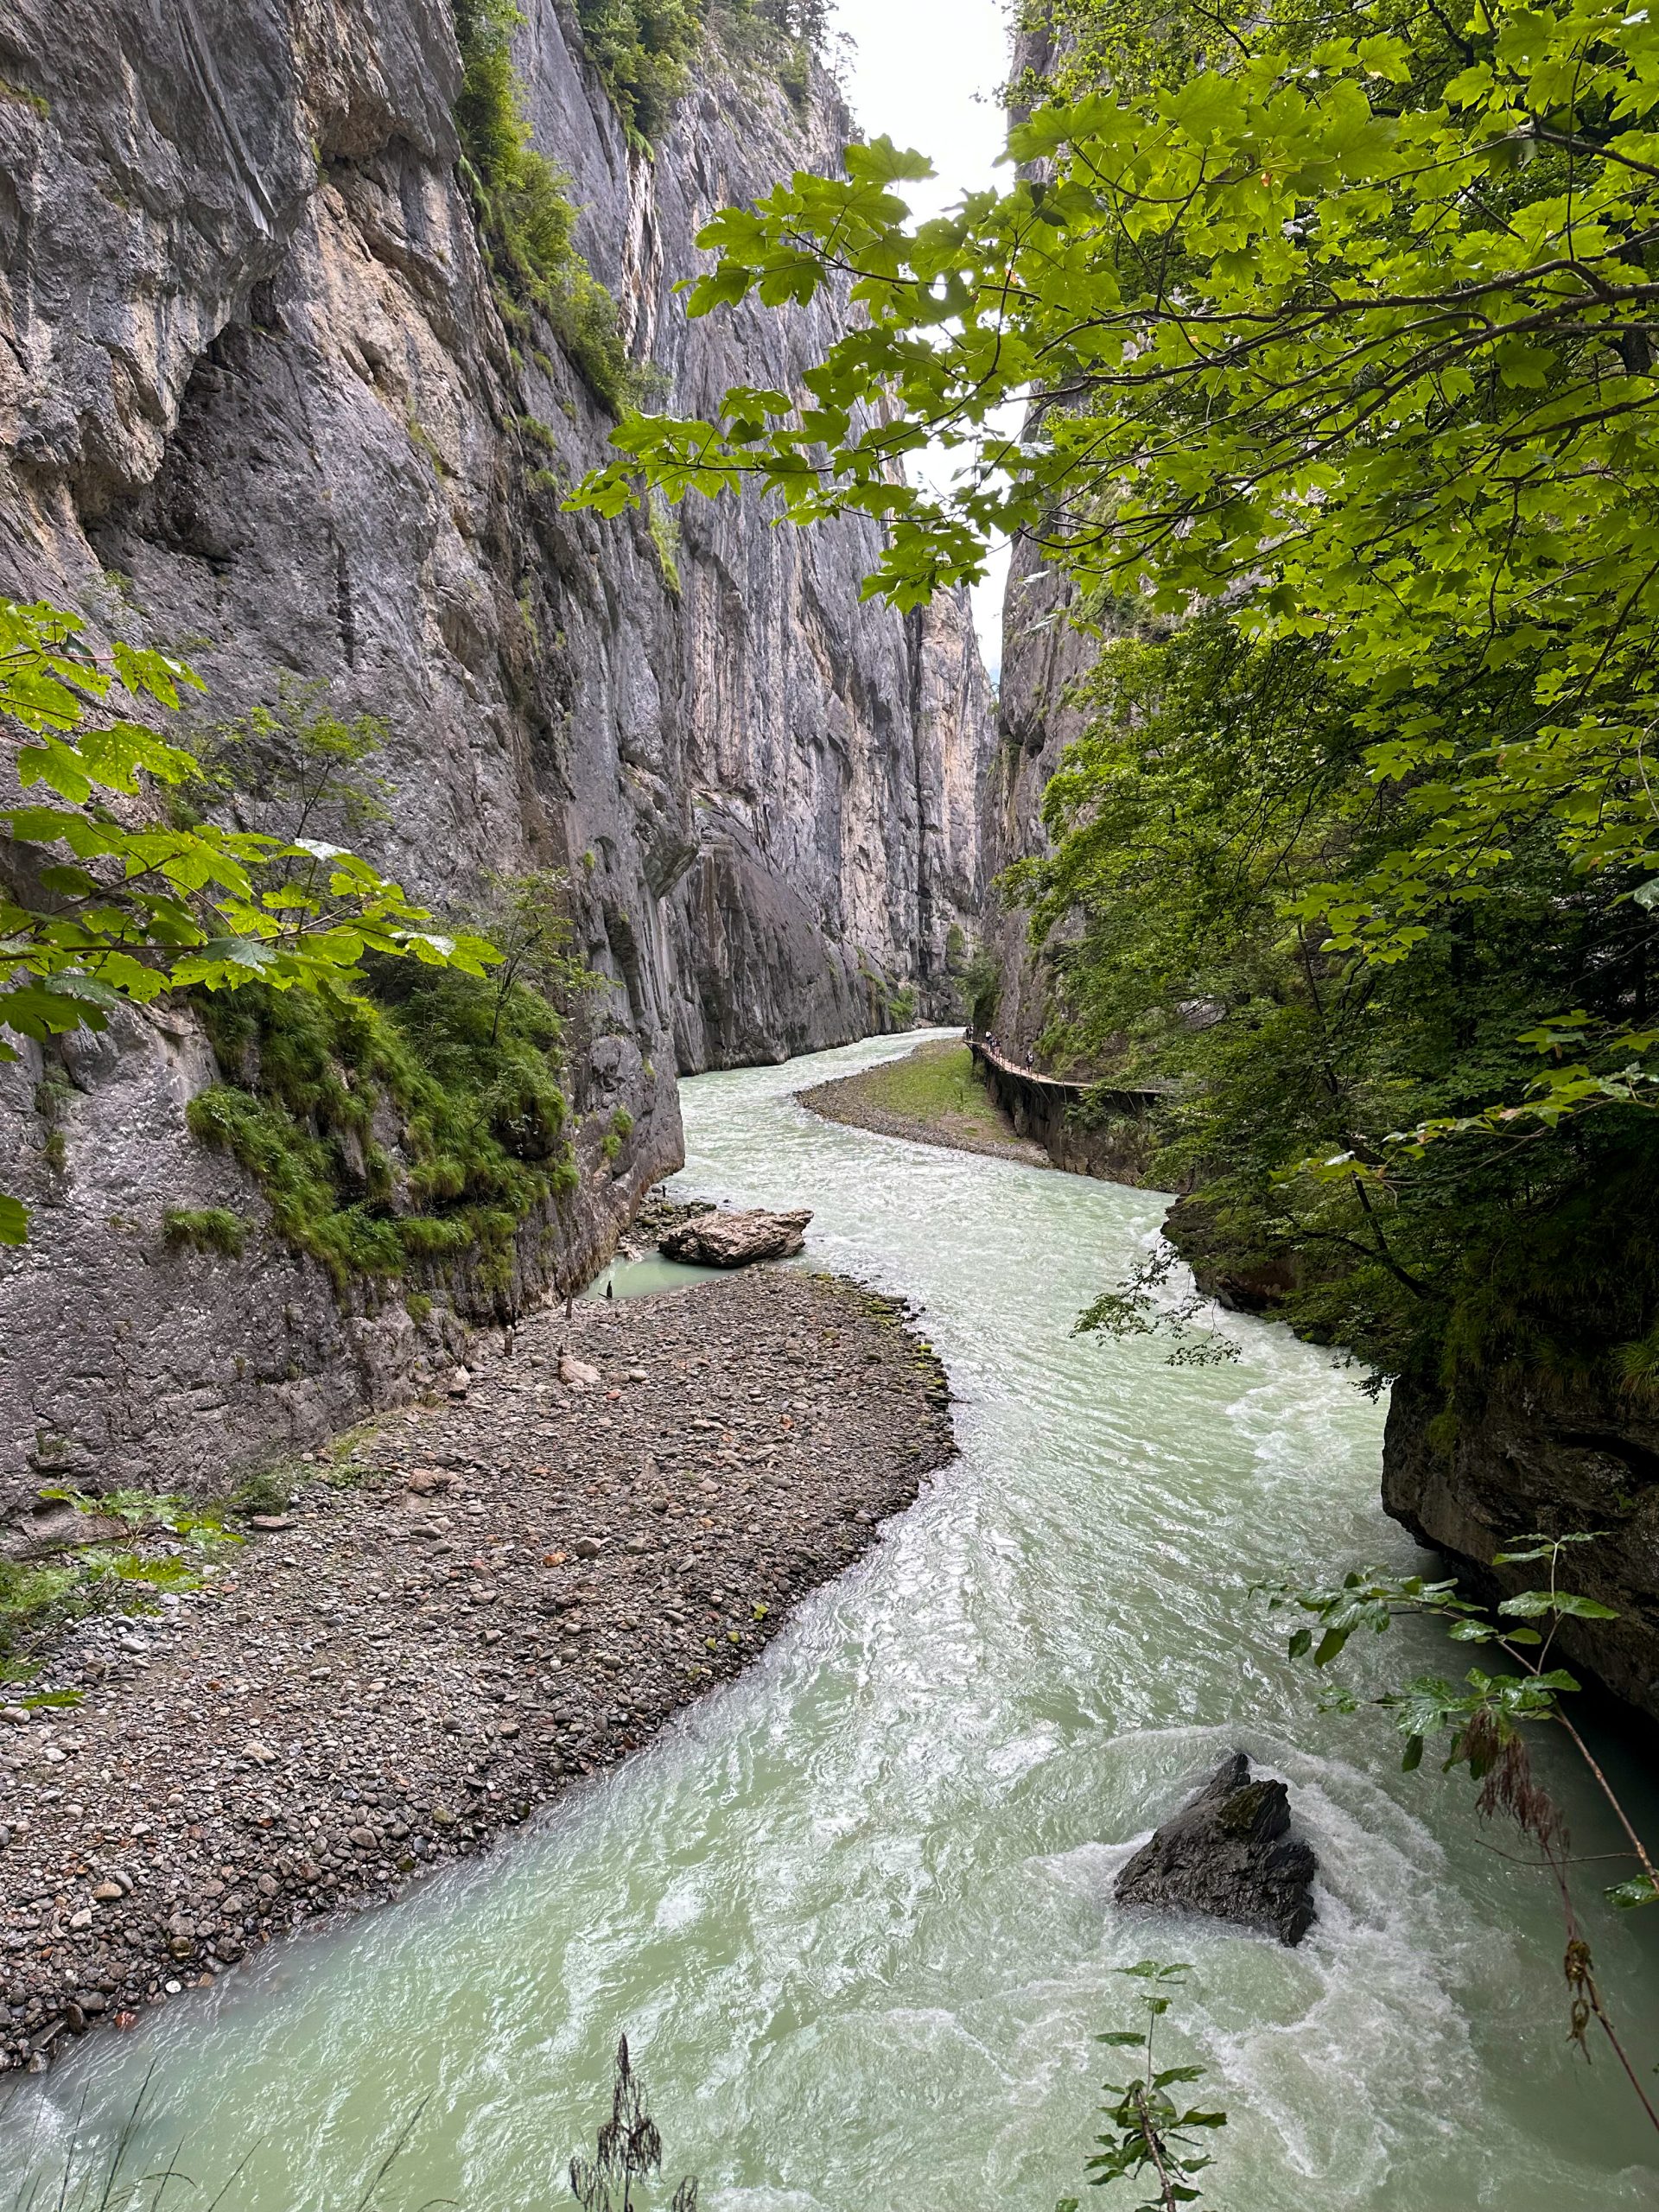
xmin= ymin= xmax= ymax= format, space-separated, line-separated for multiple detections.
xmin=977 ymin=11 xmax=1113 ymax=1076
xmin=995 ymin=544 xmax=1659 ymax=1718
xmin=0 ymin=0 xmax=994 ymax=1513
xmin=980 ymin=537 xmax=1091 ymax=1068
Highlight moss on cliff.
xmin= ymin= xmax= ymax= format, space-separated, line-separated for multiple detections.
xmin=574 ymin=0 xmax=704 ymax=145
xmin=453 ymin=0 xmax=634 ymax=407
xmin=453 ymin=2 xmax=830 ymax=401
xmin=188 ymin=971 xmax=578 ymax=1300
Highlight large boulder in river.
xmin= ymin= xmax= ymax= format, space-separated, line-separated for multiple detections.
xmin=1114 ymin=1752 xmax=1317 ymax=1947
xmin=658 ymin=1209 xmax=813 ymax=1268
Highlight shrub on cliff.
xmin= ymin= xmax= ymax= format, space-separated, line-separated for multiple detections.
xmin=574 ymin=0 xmax=703 ymax=144
xmin=189 ymin=961 xmax=581 ymax=1303
xmin=0 ymin=598 xmax=498 ymax=1246
xmin=453 ymin=0 xmax=635 ymax=406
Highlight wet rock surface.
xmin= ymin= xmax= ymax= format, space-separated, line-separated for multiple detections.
xmin=0 ymin=1268 xmax=953 ymax=2072
xmin=1383 ymin=1371 xmax=1659 ymax=1726
xmin=658 ymin=1210 xmax=813 ymax=1268
xmin=1114 ymin=1753 xmax=1317 ymax=1948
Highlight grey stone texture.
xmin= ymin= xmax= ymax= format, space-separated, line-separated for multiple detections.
xmin=0 ymin=2 xmax=993 ymax=1511
xmin=657 ymin=1207 xmax=810 ymax=1267
xmin=980 ymin=503 xmax=1098 ymax=1066
xmin=1115 ymin=1751 xmax=1318 ymax=1948
xmin=1384 ymin=1374 xmax=1659 ymax=1727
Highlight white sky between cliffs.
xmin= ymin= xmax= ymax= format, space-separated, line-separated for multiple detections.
xmin=826 ymin=0 xmax=1014 ymax=683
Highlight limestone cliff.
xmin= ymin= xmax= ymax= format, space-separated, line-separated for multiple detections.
xmin=978 ymin=19 xmax=1107 ymax=1071
xmin=0 ymin=0 xmax=994 ymax=1510
xmin=980 ymin=537 xmax=1092 ymax=1065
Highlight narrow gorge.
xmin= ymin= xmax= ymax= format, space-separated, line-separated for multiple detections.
xmin=0 ymin=0 xmax=992 ymax=1507
xmin=3 ymin=2 xmax=1659 ymax=2202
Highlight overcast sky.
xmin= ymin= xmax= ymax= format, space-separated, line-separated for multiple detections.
xmin=825 ymin=0 xmax=1014 ymax=677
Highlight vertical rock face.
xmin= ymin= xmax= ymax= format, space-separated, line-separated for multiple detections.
xmin=980 ymin=537 xmax=1094 ymax=1062
xmin=1383 ymin=1373 xmax=1659 ymax=1727
xmin=976 ymin=17 xmax=1100 ymax=1066
xmin=0 ymin=0 xmax=993 ymax=1508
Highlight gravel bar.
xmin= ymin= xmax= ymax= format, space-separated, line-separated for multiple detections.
xmin=0 ymin=1266 xmax=953 ymax=2073
xmin=798 ymin=1046 xmax=1050 ymax=1166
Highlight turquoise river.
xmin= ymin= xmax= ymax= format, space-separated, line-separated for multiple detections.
xmin=8 ymin=1030 xmax=1659 ymax=2209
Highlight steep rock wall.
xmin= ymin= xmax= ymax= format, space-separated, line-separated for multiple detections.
xmin=0 ymin=0 xmax=993 ymax=1510
xmin=1385 ymin=1374 xmax=1659 ymax=1726
xmin=971 ymin=15 xmax=1090 ymax=1070
xmin=980 ymin=537 xmax=1094 ymax=1066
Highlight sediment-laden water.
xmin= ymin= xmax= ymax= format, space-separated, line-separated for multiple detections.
xmin=10 ymin=1030 xmax=1657 ymax=2208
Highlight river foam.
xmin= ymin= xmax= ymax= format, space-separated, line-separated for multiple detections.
xmin=6 ymin=1030 xmax=1656 ymax=2209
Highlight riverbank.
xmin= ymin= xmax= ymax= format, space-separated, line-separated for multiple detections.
xmin=968 ymin=1041 xmax=1164 ymax=1184
xmin=0 ymin=1266 xmax=953 ymax=2075
xmin=798 ymin=1039 xmax=1050 ymax=1166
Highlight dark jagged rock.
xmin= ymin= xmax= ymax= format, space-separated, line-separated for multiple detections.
xmin=659 ymin=1210 xmax=812 ymax=1268
xmin=1114 ymin=1752 xmax=1318 ymax=1947
xmin=1384 ymin=1371 xmax=1659 ymax=1726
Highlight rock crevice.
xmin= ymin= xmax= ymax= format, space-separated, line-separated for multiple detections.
xmin=0 ymin=4 xmax=995 ymax=1510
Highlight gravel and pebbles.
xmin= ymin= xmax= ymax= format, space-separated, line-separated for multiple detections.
xmin=0 ymin=1264 xmax=953 ymax=2074
xmin=798 ymin=1042 xmax=1050 ymax=1167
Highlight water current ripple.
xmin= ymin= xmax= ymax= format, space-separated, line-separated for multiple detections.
xmin=7 ymin=1031 xmax=1657 ymax=2209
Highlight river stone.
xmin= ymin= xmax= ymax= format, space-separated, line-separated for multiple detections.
xmin=659 ymin=1210 xmax=813 ymax=1268
xmin=1114 ymin=1752 xmax=1317 ymax=1947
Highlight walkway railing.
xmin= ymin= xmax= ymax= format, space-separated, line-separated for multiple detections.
xmin=965 ymin=1034 xmax=1172 ymax=1116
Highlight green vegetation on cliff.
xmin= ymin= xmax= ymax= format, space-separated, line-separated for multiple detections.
xmin=189 ymin=965 xmax=579 ymax=1301
xmin=577 ymin=0 xmax=1659 ymax=1420
xmin=453 ymin=2 xmax=830 ymax=404
xmin=571 ymin=3 xmax=832 ymax=145
xmin=0 ymin=601 xmax=496 ymax=1246
xmin=453 ymin=0 xmax=636 ymax=405
xmin=573 ymin=0 xmax=705 ymax=144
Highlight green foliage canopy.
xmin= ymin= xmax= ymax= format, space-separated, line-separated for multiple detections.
xmin=1023 ymin=608 xmax=1659 ymax=1385
xmin=0 ymin=598 xmax=497 ymax=1245
xmin=575 ymin=0 xmax=1659 ymax=1045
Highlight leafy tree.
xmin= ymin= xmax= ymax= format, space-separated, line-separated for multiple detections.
xmin=0 ymin=598 xmax=496 ymax=1245
xmin=1020 ymin=609 xmax=1659 ymax=1389
xmin=1060 ymin=1963 xmax=1226 ymax=2211
xmin=179 ymin=672 xmax=391 ymax=844
xmin=460 ymin=866 xmax=605 ymax=1043
xmin=574 ymin=0 xmax=1659 ymax=1102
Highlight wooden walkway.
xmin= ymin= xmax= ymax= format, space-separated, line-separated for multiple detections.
xmin=966 ymin=1036 xmax=1172 ymax=1113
